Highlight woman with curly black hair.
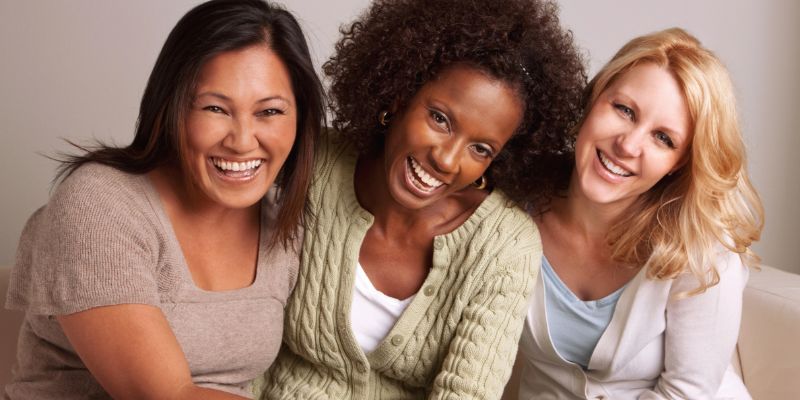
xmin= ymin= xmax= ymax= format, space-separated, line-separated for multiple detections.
xmin=258 ymin=0 xmax=585 ymax=398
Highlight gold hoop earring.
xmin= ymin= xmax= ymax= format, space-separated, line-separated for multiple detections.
xmin=472 ymin=175 xmax=487 ymax=190
xmin=379 ymin=111 xmax=391 ymax=126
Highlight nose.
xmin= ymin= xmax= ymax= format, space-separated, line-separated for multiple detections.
xmin=613 ymin=127 xmax=645 ymax=158
xmin=430 ymin=138 xmax=462 ymax=175
xmin=223 ymin=116 xmax=259 ymax=153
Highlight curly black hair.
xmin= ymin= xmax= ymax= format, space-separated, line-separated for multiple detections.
xmin=324 ymin=0 xmax=586 ymax=210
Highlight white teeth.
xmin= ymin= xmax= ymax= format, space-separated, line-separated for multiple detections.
xmin=598 ymin=152 xmax=632 ymax=177
xmin=212 ymin=158 xmax=262 ymax=172
xmin=409 ymin=158 xmax=443 ymax=188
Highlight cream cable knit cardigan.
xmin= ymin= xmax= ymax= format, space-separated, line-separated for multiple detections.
xmin=257 ymin=135 xmax=541 ymax=400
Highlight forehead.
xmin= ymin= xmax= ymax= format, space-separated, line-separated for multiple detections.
xmin=415 ymin=65 xmax=523 ymax=139
xmin=421 ymin=65 xmax=519 ymax=102
xmin=194 ymin=45 xmax=293 ymax=98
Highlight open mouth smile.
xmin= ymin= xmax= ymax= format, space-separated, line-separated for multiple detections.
xmin=406 ymin=157 xmax=444 ymax=193
xmin=597 ymin=150 xmax=633 ymax=177
xmin=211 ymin=157 xmax=264 ymax=179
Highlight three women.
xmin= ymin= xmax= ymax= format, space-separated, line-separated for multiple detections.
xmin=6 ymin=1 xmax=762 ymax=399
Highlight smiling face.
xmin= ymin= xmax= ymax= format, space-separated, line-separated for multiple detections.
xmin=381 ymin=65 xmax=523 ymax=210
xmin=573 ymin=62 xmax=692 ymax=210
xmin=183 ymin=45 xmax=296 ymax=209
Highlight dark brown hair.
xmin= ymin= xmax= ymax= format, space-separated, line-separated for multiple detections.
xmin=323 ymin=0 xmax=586 ymax=210
xmin=57 ymin=0 xmax=324 ymax=246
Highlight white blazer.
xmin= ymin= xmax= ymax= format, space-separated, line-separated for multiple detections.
xmin=518 ymin=250 xmax=751 ymax=399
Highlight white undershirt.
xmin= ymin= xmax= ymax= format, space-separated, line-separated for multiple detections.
xmin=350 ymin=262 xmax=415 ymax=353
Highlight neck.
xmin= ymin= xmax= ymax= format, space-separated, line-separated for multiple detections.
xmin=557 ymin=171 xmax=632 ymax=243
xmin=354 ymin=154 xmax=456 ymax=238
xmin=149 ymin=166 xmax=259 ymax=228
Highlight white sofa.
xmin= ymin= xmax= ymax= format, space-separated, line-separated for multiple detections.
xmin=2 ymin=265 xmax=800 ymax=398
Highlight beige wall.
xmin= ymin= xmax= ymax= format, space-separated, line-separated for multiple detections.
xmin=1 ymin=0 xmax=797 ymax=273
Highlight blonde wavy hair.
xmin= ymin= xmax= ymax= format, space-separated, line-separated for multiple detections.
xmin=583 ymin=28 xmax=764 ymax=294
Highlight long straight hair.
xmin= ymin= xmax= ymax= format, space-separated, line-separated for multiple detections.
xmin=583 ymin=28 xmax=764 ymax=294
xmin=57 ymin=0 xmax=324 ymax=246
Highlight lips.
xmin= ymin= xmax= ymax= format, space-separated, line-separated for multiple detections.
xmin=597 ymin=150 xmax=633 ymax=177
xmin=405 ymin=157 xmax=445 ymax=194
xmin=210 ymin=157 xmax=264 ymax=179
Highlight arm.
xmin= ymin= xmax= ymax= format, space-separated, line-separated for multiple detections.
xmin=429 ymin=256 xmax=536 ymax=400
xmin=639 ymin=251 xmax=748 ymax=399
xmin=59 ymin=304 xmax=248 ymax=400
xmin=35 ymin=168 xmax=248 ymax=399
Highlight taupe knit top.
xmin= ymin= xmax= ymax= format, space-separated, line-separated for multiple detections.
xmin=5 ymin=163 xmax=299 ymax=399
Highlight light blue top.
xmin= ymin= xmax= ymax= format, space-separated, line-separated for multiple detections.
xmin=542 ymin=256 xmax=627 ymax=369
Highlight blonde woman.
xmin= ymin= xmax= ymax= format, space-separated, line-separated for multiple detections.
xmin=515 ymin=28 xmax=763 ymax=399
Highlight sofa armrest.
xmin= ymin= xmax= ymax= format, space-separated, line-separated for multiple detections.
xmin=737 ymin=265 xmax=800 ymax=399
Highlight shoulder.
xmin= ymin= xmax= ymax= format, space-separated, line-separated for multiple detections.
xmin=9 ymin=164 xmax=162 ymax=314
xmin=307 ymin=129 xmax=359 ymax=203
xmin=669 ymin=247 xmax=749 ymax=296
xmin=44 ymin=163 xmax=158 ymax=244
xmin=457 ymin=190 xmax=541 ymax=273
xmin=479 ymin=190 xmax=540 ymax=251
xmin=313 ymin=128 xmax=357 ymax=175
xmin=54 ymin=163 xmax=149 ymax=211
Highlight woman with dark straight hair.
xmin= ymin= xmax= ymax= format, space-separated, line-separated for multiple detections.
xmin=5 ymin=0 xmax=323 ymax=398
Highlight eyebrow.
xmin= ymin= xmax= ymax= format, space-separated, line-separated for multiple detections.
xmin=195 ymin=91 xmax=290 ymax=104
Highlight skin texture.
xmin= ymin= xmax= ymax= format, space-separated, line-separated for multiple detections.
xmin=538 ymin=63 xmax=692 ymax=301
xmin=355 ymin=65 xmax=523 ymax=299
xmin=58 ymin=45 xmax=297 ymax=400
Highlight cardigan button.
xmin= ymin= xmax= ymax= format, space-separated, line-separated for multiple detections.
xmin=391 ymin=334 xmax=404 ymax=346
xmin=423 ymin=285 xmax=435 ymax=296
xmin=433 ymin=237 xmax=444 ymax=250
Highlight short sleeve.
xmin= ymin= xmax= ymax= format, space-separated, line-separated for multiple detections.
xmin=6 ymin=164 xmax=162 ymax=315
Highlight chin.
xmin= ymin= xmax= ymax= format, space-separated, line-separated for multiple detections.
xmin=205 ymin=183 xmax=270 ymax=209
xmin=219 ymin=195 xmax=265 ymax=209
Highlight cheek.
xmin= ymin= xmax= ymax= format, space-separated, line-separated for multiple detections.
xmin=645 ymin=154 xmax=682 ymax=183
xmin=185 ymin=116 xmax=226 ymax=156
xmin=260 ymin=118 xmax=298 ymax=158
xmin=467 ymin=159 xmax=492 ymax=181
xmin=573 ymin=130 xmax=594 ymax=166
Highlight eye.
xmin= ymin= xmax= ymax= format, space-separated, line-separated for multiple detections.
xmin=613 ymin=103 xmax=635 ymax=121
xmin=428 ymin=109 xmax=450 ymax=131
xmin=203 ymin=105 xmax=227 ymax=114
xmin=471 ymin=144 xmax=495 ymax=159
xmin=654 ymin=131 xmax=676 ymax=149
xmin=257 ymin=108 xmax=285 ymax=117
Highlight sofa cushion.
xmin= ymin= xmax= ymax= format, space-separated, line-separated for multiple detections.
xmin=737 ymin=265 xmax=800 ymax=400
